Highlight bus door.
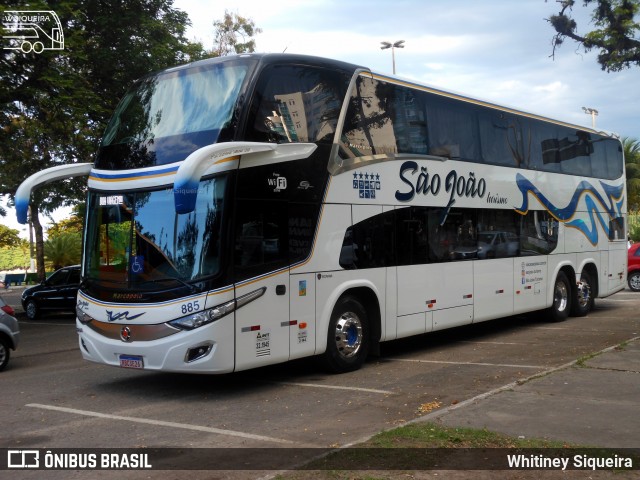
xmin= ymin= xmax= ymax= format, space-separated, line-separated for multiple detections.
xmin=233 ymin=199 xmax=290 ymax=371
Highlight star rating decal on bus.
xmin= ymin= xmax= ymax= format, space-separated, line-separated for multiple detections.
xmin=353 ymin=172 xmax=381 ymax=199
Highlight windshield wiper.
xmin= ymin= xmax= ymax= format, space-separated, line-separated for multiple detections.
xmin=137 ymin=277 xmax=199 ymax=293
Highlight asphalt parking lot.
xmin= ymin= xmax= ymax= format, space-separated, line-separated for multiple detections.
xmin=1 ymin=286 xmax=639 ymax=478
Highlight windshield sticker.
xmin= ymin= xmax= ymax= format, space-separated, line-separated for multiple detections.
xmin=130 ymin=256 xmax=144 ymax=275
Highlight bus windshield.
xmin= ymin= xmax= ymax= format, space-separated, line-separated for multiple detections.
xmin=83 ymin=176 xmax=227 ymax=292
xmin=97 ymin=61 xmax=250 ymax=168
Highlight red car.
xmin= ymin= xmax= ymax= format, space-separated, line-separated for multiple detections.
xmin=628 ymin=243 xmax=640 ymax=291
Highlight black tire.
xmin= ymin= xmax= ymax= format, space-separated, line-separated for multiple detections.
xmin=571 ymin=271 xmax=594 ymax=317
xmin=322 ymin=295 xmax=369 ymax=373
xmin=25 ymin=299 xmax=39 ymax=320
xmin=548 ymin=271 xmax=572 ymax=322
xmin=0 ymin=336 xmax=10 ymax=371
xmin=629 ymin=271 xmax=640 ymax=292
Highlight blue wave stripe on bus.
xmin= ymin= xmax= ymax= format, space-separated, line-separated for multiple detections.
xmin=90 ymin=165 xmax=179 ymax=181
xmin=514 ymin=173 xmax=624 ymax=245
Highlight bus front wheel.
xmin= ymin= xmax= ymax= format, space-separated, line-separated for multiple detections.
xmin=322 ymin=295 xmax=369 ymax=373
xmin=548 ymin=271 xmax=571 ymax=322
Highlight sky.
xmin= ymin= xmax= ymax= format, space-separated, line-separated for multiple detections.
xmin=3 ymin=0 xmax=639 ymax=239
xmin=176 ymin=0 xmax=639 ymax=137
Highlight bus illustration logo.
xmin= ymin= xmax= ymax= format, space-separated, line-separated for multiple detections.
xmin=2 ymin=10 xmax=64 ymax=54
xmin=8 ymin=450 xmax=39 ymax=468
xmin=353 ymin=172 xmax=381 ymax=199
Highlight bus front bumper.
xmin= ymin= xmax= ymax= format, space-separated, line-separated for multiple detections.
xmin=76 ymin=318 xmax=235 ymax=374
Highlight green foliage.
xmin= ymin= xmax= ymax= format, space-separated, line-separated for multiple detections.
xmin=547 ymin=0 xmax=640 ymax=71
xmin=0 ymin=245 xmax=30 ymax=271
xmin=0 ymin=0 xmax=209 ymax=276
xmin=625 ymin=137 xmax=640 ymax=211
xmin=46 ymin=214 xmax=84 ymax=238
xmin=0 ymin=224 xmax=23 ymax=248
xmin=212 ymin=10 xmax=262 ymax=56
xmin=44 ymin=232 xmax=81 ymax=270
xmin=629 ymin=213 xmax=640 ymax=240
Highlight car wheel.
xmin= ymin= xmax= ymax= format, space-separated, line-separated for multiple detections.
xmin=25 ymin=299 xmax=39 ymax=320
xmin=0 ymin=336 xmax=10 ymax=371
xmin=571 ymin=271 xmax=594 ymax=317
xmin=322 ymin=295 xmax=369 ymax=373
xmin=548 ymin=271 xmax=571 ymax=322
xmin=629 ymin=272 xmax=640 ymax=292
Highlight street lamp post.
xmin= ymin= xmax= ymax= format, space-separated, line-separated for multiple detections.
xmin=582 ymin=107 xmax=598 ymax=129
xmin=380 ymin=40 xmax=405 ymax=74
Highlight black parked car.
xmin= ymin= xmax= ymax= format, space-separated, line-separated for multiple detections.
xmin=21 ymin=265 xmax=81 ymax=320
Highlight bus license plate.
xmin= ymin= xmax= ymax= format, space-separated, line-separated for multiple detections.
xmin=119 ymin=354 xmax=144 ymax=369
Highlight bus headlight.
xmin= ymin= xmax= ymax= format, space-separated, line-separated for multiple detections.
xmin=169 ymin=287 xmax=266 ymax=330
xmin=76 ymin=306 xmax=94 ymax=324
xmin=169 ymin=300 xmax=235 ymax=330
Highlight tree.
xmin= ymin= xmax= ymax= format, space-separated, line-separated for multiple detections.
xmin=46 ymin=204 xmax=85 ymax=238
xmin=212 ymin=10 xmax=262 ymax=56
xmin=0 ymin=244 xmax=30 ymax=271
xmin=547 ymin=0 xmax=640 ymax=71
xmin=44 ymin=232 xmax=81 ymax=270
xmin=624 ymin=136 xmax=640 ymax=211
xmin=1 ymin=0 xmax=207 ymax=280
xmin=0 ymin=225 xmax=22 ymax=248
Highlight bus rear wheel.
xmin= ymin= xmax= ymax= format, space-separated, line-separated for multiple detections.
xmin=571 ymin=271 xmax=594 ymax=317
xmin=322 ymin=295 xmax=369 ymax=373
xmin=548 ymin=271 xmax=571 ymax=322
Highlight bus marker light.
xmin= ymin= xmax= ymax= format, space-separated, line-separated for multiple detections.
xmin=241 ymin=325 xmax=261 ymax=332
xmin=299 ymin=322 xmax=307 ymax=329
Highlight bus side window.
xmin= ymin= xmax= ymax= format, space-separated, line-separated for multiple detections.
xmin=246 ymin=65 xmax=346 ymax=145
xmin=609 ymin=217 xmax=625 ymax=241
xmin=339 ymin=210 xmax=394 ymax=269
xmin=520 ymin=210 xmax=558 ymax=255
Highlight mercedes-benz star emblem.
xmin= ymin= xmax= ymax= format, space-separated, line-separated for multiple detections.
xmin=120 ymin=326 xmax=132 ymax=342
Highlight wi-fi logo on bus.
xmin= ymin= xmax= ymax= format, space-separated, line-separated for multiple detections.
xmin=2 ymin=10 xmax=64 ymax=54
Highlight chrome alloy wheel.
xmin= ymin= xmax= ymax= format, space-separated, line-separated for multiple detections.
xmin=576 ymin=280 xmax=592 ymax=309
xmin=554 ymin=279 xmax=569 ymax=313
xmin=334 ymin=311 xmax=363 ymax=358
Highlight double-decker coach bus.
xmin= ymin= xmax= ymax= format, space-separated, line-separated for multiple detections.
xmin=16 ymin=54 xmax=627 ymax=374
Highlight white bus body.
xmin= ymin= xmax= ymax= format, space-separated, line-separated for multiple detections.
xmin=16 ymin=54 xmax=627 ymax=374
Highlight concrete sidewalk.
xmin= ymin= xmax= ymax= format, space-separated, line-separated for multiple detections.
xmin=426 ymin=337 xmax=640 ymax=449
